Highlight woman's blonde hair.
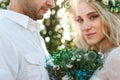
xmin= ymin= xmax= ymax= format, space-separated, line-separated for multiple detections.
xmin=72 ymin=0 xmax=120 ymax=50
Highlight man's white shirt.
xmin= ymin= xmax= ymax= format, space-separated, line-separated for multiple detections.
xmin=0 ymin=10 xmax=50 ymax=80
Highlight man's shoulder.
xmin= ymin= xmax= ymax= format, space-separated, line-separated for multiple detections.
xmin=0 ymin=16 xmax=8 ymax=32
xmin=0 ymin=12 xmax=16 ymax=31
xmin=0 ymin=10 xmax=17 ymax=24
xmin=0 ymin=14 xmax=11 ymax=26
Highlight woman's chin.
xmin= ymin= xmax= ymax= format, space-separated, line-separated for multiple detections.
xmin=87 ymin=41 xmax=97 ymax=46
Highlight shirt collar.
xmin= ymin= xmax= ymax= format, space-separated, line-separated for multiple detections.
xmin=0 ymin=10 xmax=41 ymax=32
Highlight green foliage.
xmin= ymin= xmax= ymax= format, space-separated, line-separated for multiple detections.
xmin=40 ymin=0 xmax=75 ymax=53
xmin=88 ymin=0 xmax=120 ymax=13
xmin=0 ymin=0 xmax=9 ymax=9
xmin=46 ymin=47 xmax=103 ymax=80
xmin=40 ymin=5 xmax=63 ymax=53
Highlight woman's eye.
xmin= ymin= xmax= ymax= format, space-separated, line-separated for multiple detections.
xmin=75 ymin=18 xmax=84 ymax=24
xmin=89 ymin=15 xmax=99 ymax=20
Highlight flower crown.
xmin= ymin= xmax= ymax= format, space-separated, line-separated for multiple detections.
xmin=88 ymin=0 xmax=120 ymax=13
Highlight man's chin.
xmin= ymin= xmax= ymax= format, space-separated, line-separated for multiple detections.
xmin=34 ymin=15 xmax=43 ymax=20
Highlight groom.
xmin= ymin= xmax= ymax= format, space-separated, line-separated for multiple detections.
xmin=0 ymin=0 xmax=54 ymax=80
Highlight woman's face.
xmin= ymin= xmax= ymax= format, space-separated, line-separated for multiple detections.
xmin=74 ymin=0 xmax=106 ymax=46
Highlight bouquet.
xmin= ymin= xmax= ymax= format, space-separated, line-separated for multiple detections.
xmin=46 ymin=47 xmax=103 ymax=80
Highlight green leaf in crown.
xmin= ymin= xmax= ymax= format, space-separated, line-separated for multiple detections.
xmin=87 ymin=0 xmax=120 ymax=13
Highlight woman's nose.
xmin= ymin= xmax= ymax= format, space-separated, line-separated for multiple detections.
xmin=82 ymin=21 xmax=91 ymax=31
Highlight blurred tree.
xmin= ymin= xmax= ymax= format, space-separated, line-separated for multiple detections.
xmin=0 ymin=0 xmax=9 ymax=9
xmin=0 ymin=0 xmax=76 ymax=54
xmin=40 ymin=0 xmax=76 ymax=53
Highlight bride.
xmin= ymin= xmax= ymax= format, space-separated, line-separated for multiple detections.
xmin=71 ymin=0 xmax=120 ymax=80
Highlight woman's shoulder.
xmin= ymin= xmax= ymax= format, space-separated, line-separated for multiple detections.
xmin=109 ymin=47 xmax=120 ymax=56
xmin=105 ymin=47 xmax=120 ymax=64
xmin=103 ymin=47 xmax=120 ymax=60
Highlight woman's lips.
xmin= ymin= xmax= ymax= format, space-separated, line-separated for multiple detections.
xmin=85 ymin=33 xmax=96 ymax=39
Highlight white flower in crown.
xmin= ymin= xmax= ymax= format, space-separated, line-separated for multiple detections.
xmin=111 ymin=0 xmax=115 ymax=6
xmin=102 ymin=0 xmax=109 ymax=5
xmin=102 ymin=0 xmax=115 ymax=6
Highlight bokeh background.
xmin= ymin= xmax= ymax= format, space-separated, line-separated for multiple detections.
xmin=0 ymin=0 xmax=77 ymax=54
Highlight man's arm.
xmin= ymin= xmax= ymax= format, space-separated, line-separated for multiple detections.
xmin=0 ymin=35 xmax=18 ymax=80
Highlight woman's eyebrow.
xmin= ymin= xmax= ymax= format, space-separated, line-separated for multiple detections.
xmin=87 ymin=11 xmax=98 ymax=16
xmin=75 ymin=11 xmax=98 ymax=19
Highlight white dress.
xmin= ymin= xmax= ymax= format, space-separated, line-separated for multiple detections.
xmin=90 ymin=47 xmax=120 ymax=80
